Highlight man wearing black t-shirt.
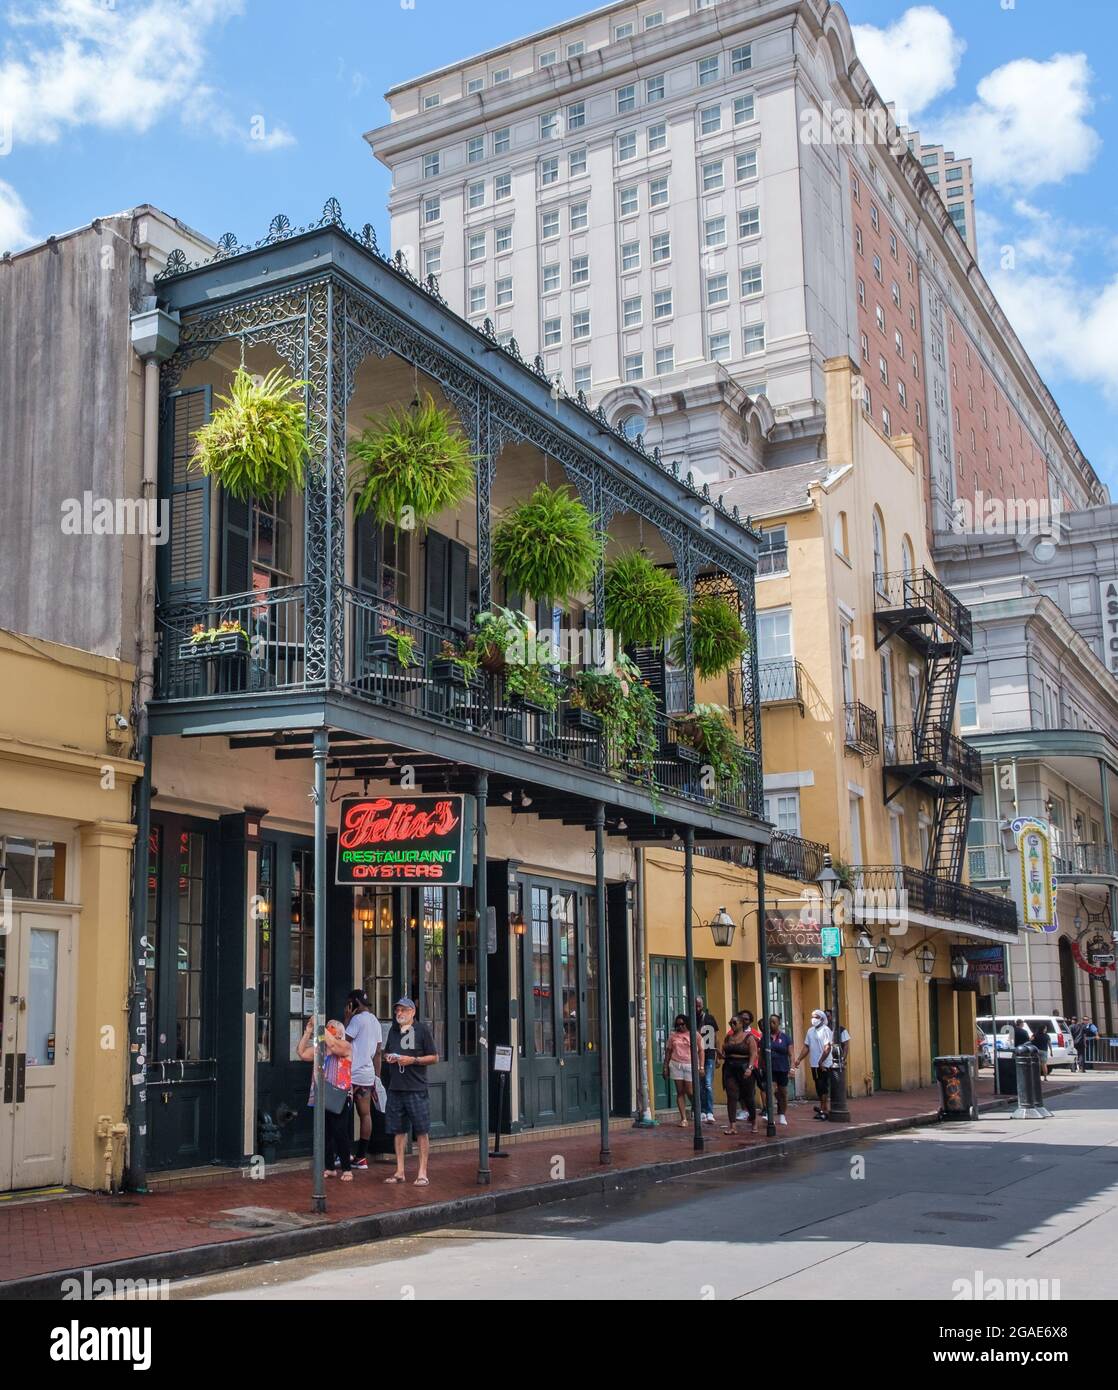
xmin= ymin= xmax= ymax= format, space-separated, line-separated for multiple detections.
xmin=382 ymin=996 xmax=438 ymax=1186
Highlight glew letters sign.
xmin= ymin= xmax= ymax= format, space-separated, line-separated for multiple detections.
xmin=336 ymin=795 xmax=471 ymax=885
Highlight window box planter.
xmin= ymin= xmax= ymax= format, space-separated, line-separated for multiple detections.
xmin=430 ymin=659 xmax=480 ymax=689
xmin=665 ymin=740 xmax=701 ymax=765
xmin=563 ymin=707 xmax=603 ymax=734
xmin=509 ymin=694 xmax=554 ymax=719
xmin=179 ymin=631 xmax=248 ymax=662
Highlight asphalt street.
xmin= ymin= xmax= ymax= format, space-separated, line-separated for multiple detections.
xmin=175 ymin=1077 xmax=1118 ymax=1301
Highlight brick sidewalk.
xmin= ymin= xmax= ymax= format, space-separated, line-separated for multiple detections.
xmin=0 ymin=1075 xmax=1063 ymax=1293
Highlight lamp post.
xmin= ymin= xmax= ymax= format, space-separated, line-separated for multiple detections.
xmin=815 ymin=854 xmax=851 ymax=1123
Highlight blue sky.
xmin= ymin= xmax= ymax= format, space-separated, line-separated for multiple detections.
xmin=2 ymin=0 xmax=1115 ymax=494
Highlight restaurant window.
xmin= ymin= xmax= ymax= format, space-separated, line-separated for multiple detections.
xmin=530 ymin=886 xmax=555 ymax=1056
xmin=289 ymin=848 xmax=314 ymax=1058
xmin=360 ymin=887 xmax=395 ymax=1025
xmin=176 ymin=830 xmax=206 ymax=1061
xmin=422 ymin=887 xmax=448 ymax=1057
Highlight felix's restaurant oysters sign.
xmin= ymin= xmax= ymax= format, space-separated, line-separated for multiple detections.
xmin=335 ymin=795 xmax=471 ymax=885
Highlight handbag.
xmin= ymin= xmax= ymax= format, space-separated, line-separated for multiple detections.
xmin=323 ymin=1080 xmax=349 ymax=1115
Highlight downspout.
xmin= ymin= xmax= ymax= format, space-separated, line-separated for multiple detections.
xmin=126 ymin=300 xmax=180 ymax=1192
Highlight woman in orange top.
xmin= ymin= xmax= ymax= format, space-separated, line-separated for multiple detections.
xmin=663 ymin=1013 xmax=705 ymax=1127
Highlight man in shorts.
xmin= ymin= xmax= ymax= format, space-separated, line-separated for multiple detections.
xmin=794 ymin=1009 xmax=833 ymax=1120
xmin=382 ymin=996 xmax=438 ymax=1186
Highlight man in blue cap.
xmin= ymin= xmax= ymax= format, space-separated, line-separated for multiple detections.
xmin=382 ymin=996 xmax=438 ymax=1186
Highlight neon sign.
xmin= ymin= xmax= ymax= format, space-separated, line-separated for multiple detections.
xmin=335 ymin=795 xmax=472 ymax=886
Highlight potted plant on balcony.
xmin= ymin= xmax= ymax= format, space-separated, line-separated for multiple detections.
xmin=349 ymin=393 xmax=477 ymax=529
xmin=567 ymin=655 xmax=659 ymax=786
xmin=491 ymin=483 xmax=600 ymax=607
xmin=474 ymin=607 xmax=534 ymax=675
xmin=366 ymin=626 xmax=420 ymax=669
xmin=831 ymin=857 xmax=855 ymax=891
xmin=430 ymin=636 xmax=482 ymax=689
xmin=678 ymin=593 xmax=750 ymax=679
xmin=180 ymin=619 xmax=250 ymax=662
xmin=564 ymin=671 xmax=607 ymax=734
xmin=505 ymin=660 xmax=561 ymax=717
xmin=604 ymin=549 xmax=686 ymax=648
xmin=191 ymin=368 xmax=308 ymax=501
xmin=672 ymin=704 xmax=743 ymax=788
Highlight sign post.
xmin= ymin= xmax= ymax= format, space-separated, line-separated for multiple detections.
xmin=492 ymin=1045 xmax=513 ymax=1159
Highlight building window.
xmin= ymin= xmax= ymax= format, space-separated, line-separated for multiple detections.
xmin=543 ymin=318 xmax=562 ymax=347
xmin=870 ymin=203 xmax=879 ymax=231
xmin=648 ymin=121 xmax=668 ymax=151
xmin=732 ymin=43 xmax=752 ymax=73
xmin=654 ymin=288 xmax=673 ymax=319
xmin=650 ymin=176 xmax=669 ymax=206
xmin=958 ymin=673 xmax=978 ymax=729
xmin=744 ymin=323 xmax=766 ymax=355
xmin=617 ymin=83 xmax=637 ymax=114
xmin=856 ymin=226 xmax=863 ymax=256
xmin=736 ymin=149 xmax=758 ymax=181
xmin=733 ymin=93 xmax=755 ymax=125
xmin=623 ymin=296 xmax=643 ymax=328
xmin=624 ymin=352 xmax=644 ymax=381
xmin=540 ymin=111 xmax=559 ymax=140
xmin=469 ymin=285 xmax=486 ymax=314
xmin=468 ymin=231 xmax=486 ymax=262
xmin=540 ymin=157 xmax=559 ymax=186
xmin=1068 ymin=580 xmax=1092 ymax=616
xmin=467 ymin=77 xmax=484 ymax=95
xmin=876 ymin=303 xmax=886 ymax=333
xmin=618 ymin=131 xmax=637 ymax=161
xmin=539 ymin=49 xmax=557 ymax=68
xmin=467 ymin=136 xmax=484 ymax=164
xmin=569 ymin=147 xmax=587 ymax=176
xmin=495 ymin=224 xmax=512 ymax=253
xmin=650 ymin=232 xmax=671 ymax=264
xmin=655 ymin=345 xmax=675 ymax=374
xmin=493 ymin=127 xmax=510 ymax=155
xmin=573 ymin=309 xmax=591 ymax=340
xmin=542 ymin=210 xmax=560 ymax=238
xmin=423 ymin=196 xmax=441 ymax=224
xmin=741 ymin=263 xmax=763 ymax=297
xmin=708 ymin=331 xmax=731 ymax=363
xmin=570 ymin=201 xmax=589 ymax=230
xmin=764 ymin=792 xmax=801 ymax=836
xmin=567 ymin=41 xmax=584 ymax=57
xmin=542 ymin=263 xmax=560 ymax=294
xmin=881 ymin=406 xmax=892 ymax=435
xmin=699 ymin=55 xmax=720 ymax=86
xmin=645 ymin=11 xmax=664 ymax=28
xmin=700 ymin=104 xmax=721 ymax=135
xmin=646 ymin=74 xmax=665 ymax=102
xmin=468 ymin=179 xmax=485 ymax=208
xmin=757 ymin=525 xmax=788 ymax=577
xmin=573 ymin=364 xmax=591 ymax=393
xmin=423 ymin=152 xmax=440 ymax=178
xmin=738 ymin=206 xmax=760 ymax=238
xmin=706 ymin=272 xmax=729 ymax=305
xmin=833 ymin=511 xmax=849 ymax=559
xmin=859 ymin=331 xmax=869 ymax=361
xmin=872 ymin=510 xmax=887 ymax=591
xmin=571 ymin=254 xmax=589 ymax=285
xmin=423 ymin=245 xmax=442 ymax=276
xmin=495 ymin=277 xmax=513 ymax=306
xmin=621 ymin=240 xmax=640 ymax=271
xmin=620 ymin=184 xmax=639 ymax=216
xmin=492 ymin=67 xmax=510 ymax=85
xmin=879 ymin=355 xmax=889 ymax=386
xmin=704 ymin=215 xmax=727 ymax=247
xmin=898 ymin=379 xmax=907 ymax=407
xmin=567 ymin=101 xmax=586 ymax=131
xmin=614 ymin=21 xmax=634 ymax=39
xmin=494 ymin=173 xmax=511 ymax=200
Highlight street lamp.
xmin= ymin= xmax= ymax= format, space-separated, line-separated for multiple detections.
xmin=873 ymin=935 xmax=895 ymax=969
xmin=854 ymin=929 xmax=875 ymax=965
xmin=916 ymin=941 xmax=935 ymax=977
xmin=815 ymin=854 xmax=851 ymax=1123
xmin=707 ymin=906 xmax=737 ymax=949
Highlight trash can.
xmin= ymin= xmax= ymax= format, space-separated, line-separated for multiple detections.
xmin=995 ymin=1048 xmax=1017 ymax=1094
xmin=934 ymin=1054 xmax=979 ymax=1121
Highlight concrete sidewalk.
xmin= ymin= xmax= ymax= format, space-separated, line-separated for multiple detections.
xmin=0 ymin=1074 xmax=1081 ymax=1298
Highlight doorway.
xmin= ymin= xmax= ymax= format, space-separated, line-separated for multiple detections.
xmin=650 ymin=956 xmax=708 ymax=1111
xmin=868 ymin=975 xmax=882 ymax=1091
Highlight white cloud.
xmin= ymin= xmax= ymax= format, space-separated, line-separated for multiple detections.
xmin=851 ymin=6 xmax=965 ymax=122
xmin=938 ymin=53 xmax=1099 ymax=191
xmin=0 ymin=0 xmax=293 ymax=151
xmin=0 ymin=179 xmax=34 ymax=252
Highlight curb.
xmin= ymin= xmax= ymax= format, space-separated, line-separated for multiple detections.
xmin=0 ymin=1082 xmax=1077 ymax=1299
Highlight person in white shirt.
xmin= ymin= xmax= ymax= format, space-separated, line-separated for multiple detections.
xmin=793 ymin=1009 xmax=834 ymax=1120
xmin=344 ymin=990 xmax=383 ymax=1170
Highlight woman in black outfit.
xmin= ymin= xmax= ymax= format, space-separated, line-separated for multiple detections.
xmin=720 ymin=1015 xmax=759 ymax=1135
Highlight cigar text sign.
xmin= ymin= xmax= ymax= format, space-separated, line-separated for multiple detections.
xmin=336 ymin=795 xmax=472 ymax=885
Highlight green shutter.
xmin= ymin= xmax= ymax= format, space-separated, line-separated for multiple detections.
xmin=161 ymin=387 xmax=211 ymax=606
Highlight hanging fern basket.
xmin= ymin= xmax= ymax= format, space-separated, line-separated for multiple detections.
xmin=491 ymin=483 xmax=600 ymax=606
xmin=191 ymin=367 xmax=309 ymax=502
xmin=349 ymin=393 xmax=477 ymax=529
xmin=604 ymin=549 xmax=686 ymax=648
xmin=679 ymin=593 xmax=750 ymax=679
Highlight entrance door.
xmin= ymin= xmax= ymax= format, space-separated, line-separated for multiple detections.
xmin=868 ymin=974 xmax=882 ymax=1092
xmin=766 ymin=967 xmax=797 ymax=1099
xmin=0 ymin=911 xmax=72 ymax=1190
xmin=650 ymin=956 xmax=708 ymax=1111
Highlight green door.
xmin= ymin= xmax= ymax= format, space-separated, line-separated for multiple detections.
xmin=766 ymin=967 xmax=797 ymax=1099
xmin=929 ymin=982 xmax=941 ymax=1072
xmin=868 ymin=974 xmax=882 ymax=1092
xmin=650 ymin=956 xmax=707 ymax=1111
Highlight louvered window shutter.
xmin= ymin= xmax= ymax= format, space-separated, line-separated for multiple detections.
xmin=354 ymin=513 xmax=380 ymax=596
xmin=162 ymin=387 xmax=211 ymax=606
xmin=221 ymin=492 xmax=252 ymax=597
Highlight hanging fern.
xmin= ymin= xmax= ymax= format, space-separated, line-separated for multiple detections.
xmin=604 ymin=549 xmax=686 ymax=648
xmin=349 ymin=393 xmax=476 ymax=528
xmin=191 ymin=367 xmax=308 ymax=501
xmin=678 ymin=593 xmax=750 ymax=679
xmin=491 ymin=483 xmax=600 ymax=605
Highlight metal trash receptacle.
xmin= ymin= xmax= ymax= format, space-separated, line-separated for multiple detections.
xmin=995 ymin=1049 xmax=1017 ymax=1094
xmin=934 ymin=1054 xmax=979 ymax=1120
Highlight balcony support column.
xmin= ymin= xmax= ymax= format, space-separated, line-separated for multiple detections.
xmin=475 ymin=388 xmax=494 ymax=612
xmin=755 ymin=843 xmax=776 ymax=1137
xmin=593 ymin=803 xmax=611 ymax=1164
xmin=475 ymin=770 xmax=490 ymax=1185
xmin=1100 ymin=760 xmax=1118 ymax=1001
xmin=683 ymin=827 xmax=704 ymax=1152
xmin=311 ymin=727 xmax=328 ymax=1213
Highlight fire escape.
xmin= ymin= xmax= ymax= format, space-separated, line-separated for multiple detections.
xmin=874 ymin=568 xmax=980 ymax=882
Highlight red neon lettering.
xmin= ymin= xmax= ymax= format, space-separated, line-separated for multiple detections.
xmin=339 ymin=798 xmax=459 ymax=850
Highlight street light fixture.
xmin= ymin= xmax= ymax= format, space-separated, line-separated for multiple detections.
xmin=873 ymin=935 xmax=895 ymax=969
xmin=854 ymin=929 xmax=875 ymax=965
xmin=707 ymin=906 xmax=737 ymax=948
xmin=916 ymin=941 xmax=935 ymax=977
xmin=815 ymin=854 xmax=850 ymax=1123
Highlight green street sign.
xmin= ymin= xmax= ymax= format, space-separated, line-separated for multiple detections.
xmin=820 ymin=926 xmax=843 ymax=958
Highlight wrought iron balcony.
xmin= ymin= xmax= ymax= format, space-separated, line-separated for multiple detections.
xmin=851 ymin=864 xmax=1018 ymax=934
xmin=844 ymin=701 xmax=879 ymax=757
xmin=882 ymin=724 xmax=982 ymax=792
xmin=1054 ymin=842 xmax=1118 ymax=879
xmin=873 ymin=567 xmax=973 ymax=653
xmin=759 ymin=658 xmax=805 ymax=712
xmin=766 ymin=831 xmax=829 ymax=883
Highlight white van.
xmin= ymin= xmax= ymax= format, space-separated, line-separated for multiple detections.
xmin=977 ymin=1016 xmax=1077 ymax=1069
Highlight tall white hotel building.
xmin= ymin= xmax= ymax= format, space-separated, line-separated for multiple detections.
xmin=367 ymin=0 xmax=1106 ymax=528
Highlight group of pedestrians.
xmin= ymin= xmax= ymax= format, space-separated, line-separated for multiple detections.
xmin=295 ymin=991 xmax=438 ymax=1184
xmin=1069 ymin=1015 xmax=1101 ymax=1071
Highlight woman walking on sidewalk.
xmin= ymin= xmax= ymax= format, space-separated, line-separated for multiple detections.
xmin=720 ymin=1015 xmax=759 ymax=1135
xmin=664 ymin=1013 xmax=704 ymax=1126
xmin=768 ymin=1015 xmax=792 ymax=1126
xmin=297 ymin=1018 xmax=354 ymax=1181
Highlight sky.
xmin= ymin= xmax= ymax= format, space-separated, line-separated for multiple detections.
xmin=1 ymin=0 xmax=1116 ymax=494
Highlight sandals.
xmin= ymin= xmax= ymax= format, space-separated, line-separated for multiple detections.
xmin=414 ymin=1176 xmax=430 ymax=1186
xmin=339 ymin=1171 xmax=353 ymax=1182
xmin=384 ymin=1174 xmax=407 ymax=1184
xmin=722 ymin=1128 xmax=738 ymax=1136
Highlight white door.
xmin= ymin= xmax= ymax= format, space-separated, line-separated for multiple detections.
xmin=0 ymin=911 xmax=72 ymax=1190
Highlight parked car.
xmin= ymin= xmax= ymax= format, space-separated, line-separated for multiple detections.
xmin=976 ymin=1015 xmax=1078 ymax=1069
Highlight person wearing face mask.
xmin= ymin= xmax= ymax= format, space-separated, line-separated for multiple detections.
xmin=793 ymin=1009 xmax=834 ymax=1120
xmin=382 ymin=996 xmax=438 ymax=1186
xmin=768 ymin=1014 xmax=792 ymax=1126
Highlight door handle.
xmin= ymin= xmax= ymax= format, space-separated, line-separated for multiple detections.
xmin=15 ymin=1054 xmax=26 ymax=1104
xmin=3 ymin=1053 xmax=12 ymax=1105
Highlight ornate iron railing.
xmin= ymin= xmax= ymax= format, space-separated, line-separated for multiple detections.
xmin=883 ymin=724 xmax=981 ymax=787
xmin=844 ymin=701 xmax=879 ymax=756
xmin=873 ymin=566 xmax=973 ymax=647
xmin=851 ymin=864 xmax=1017 ymax=932
xmin=767 ymin=831 xmax=829 ymax=882
xmin=157 ymin=585 xmax=309 ymax=699
xmin=758 ymin=658 xmax=804 ymax=707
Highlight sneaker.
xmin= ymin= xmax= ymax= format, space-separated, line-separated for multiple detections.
xmin=352 ymin=1157 xmax=368 ymax=1170
xmin=778 ymin=1114 xmax=788 ymax=1126
xmin=813 ymin=1112 xmax=828 ymax=1121
xmin=702 ymin=1112 xmax=715 ymax=1124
